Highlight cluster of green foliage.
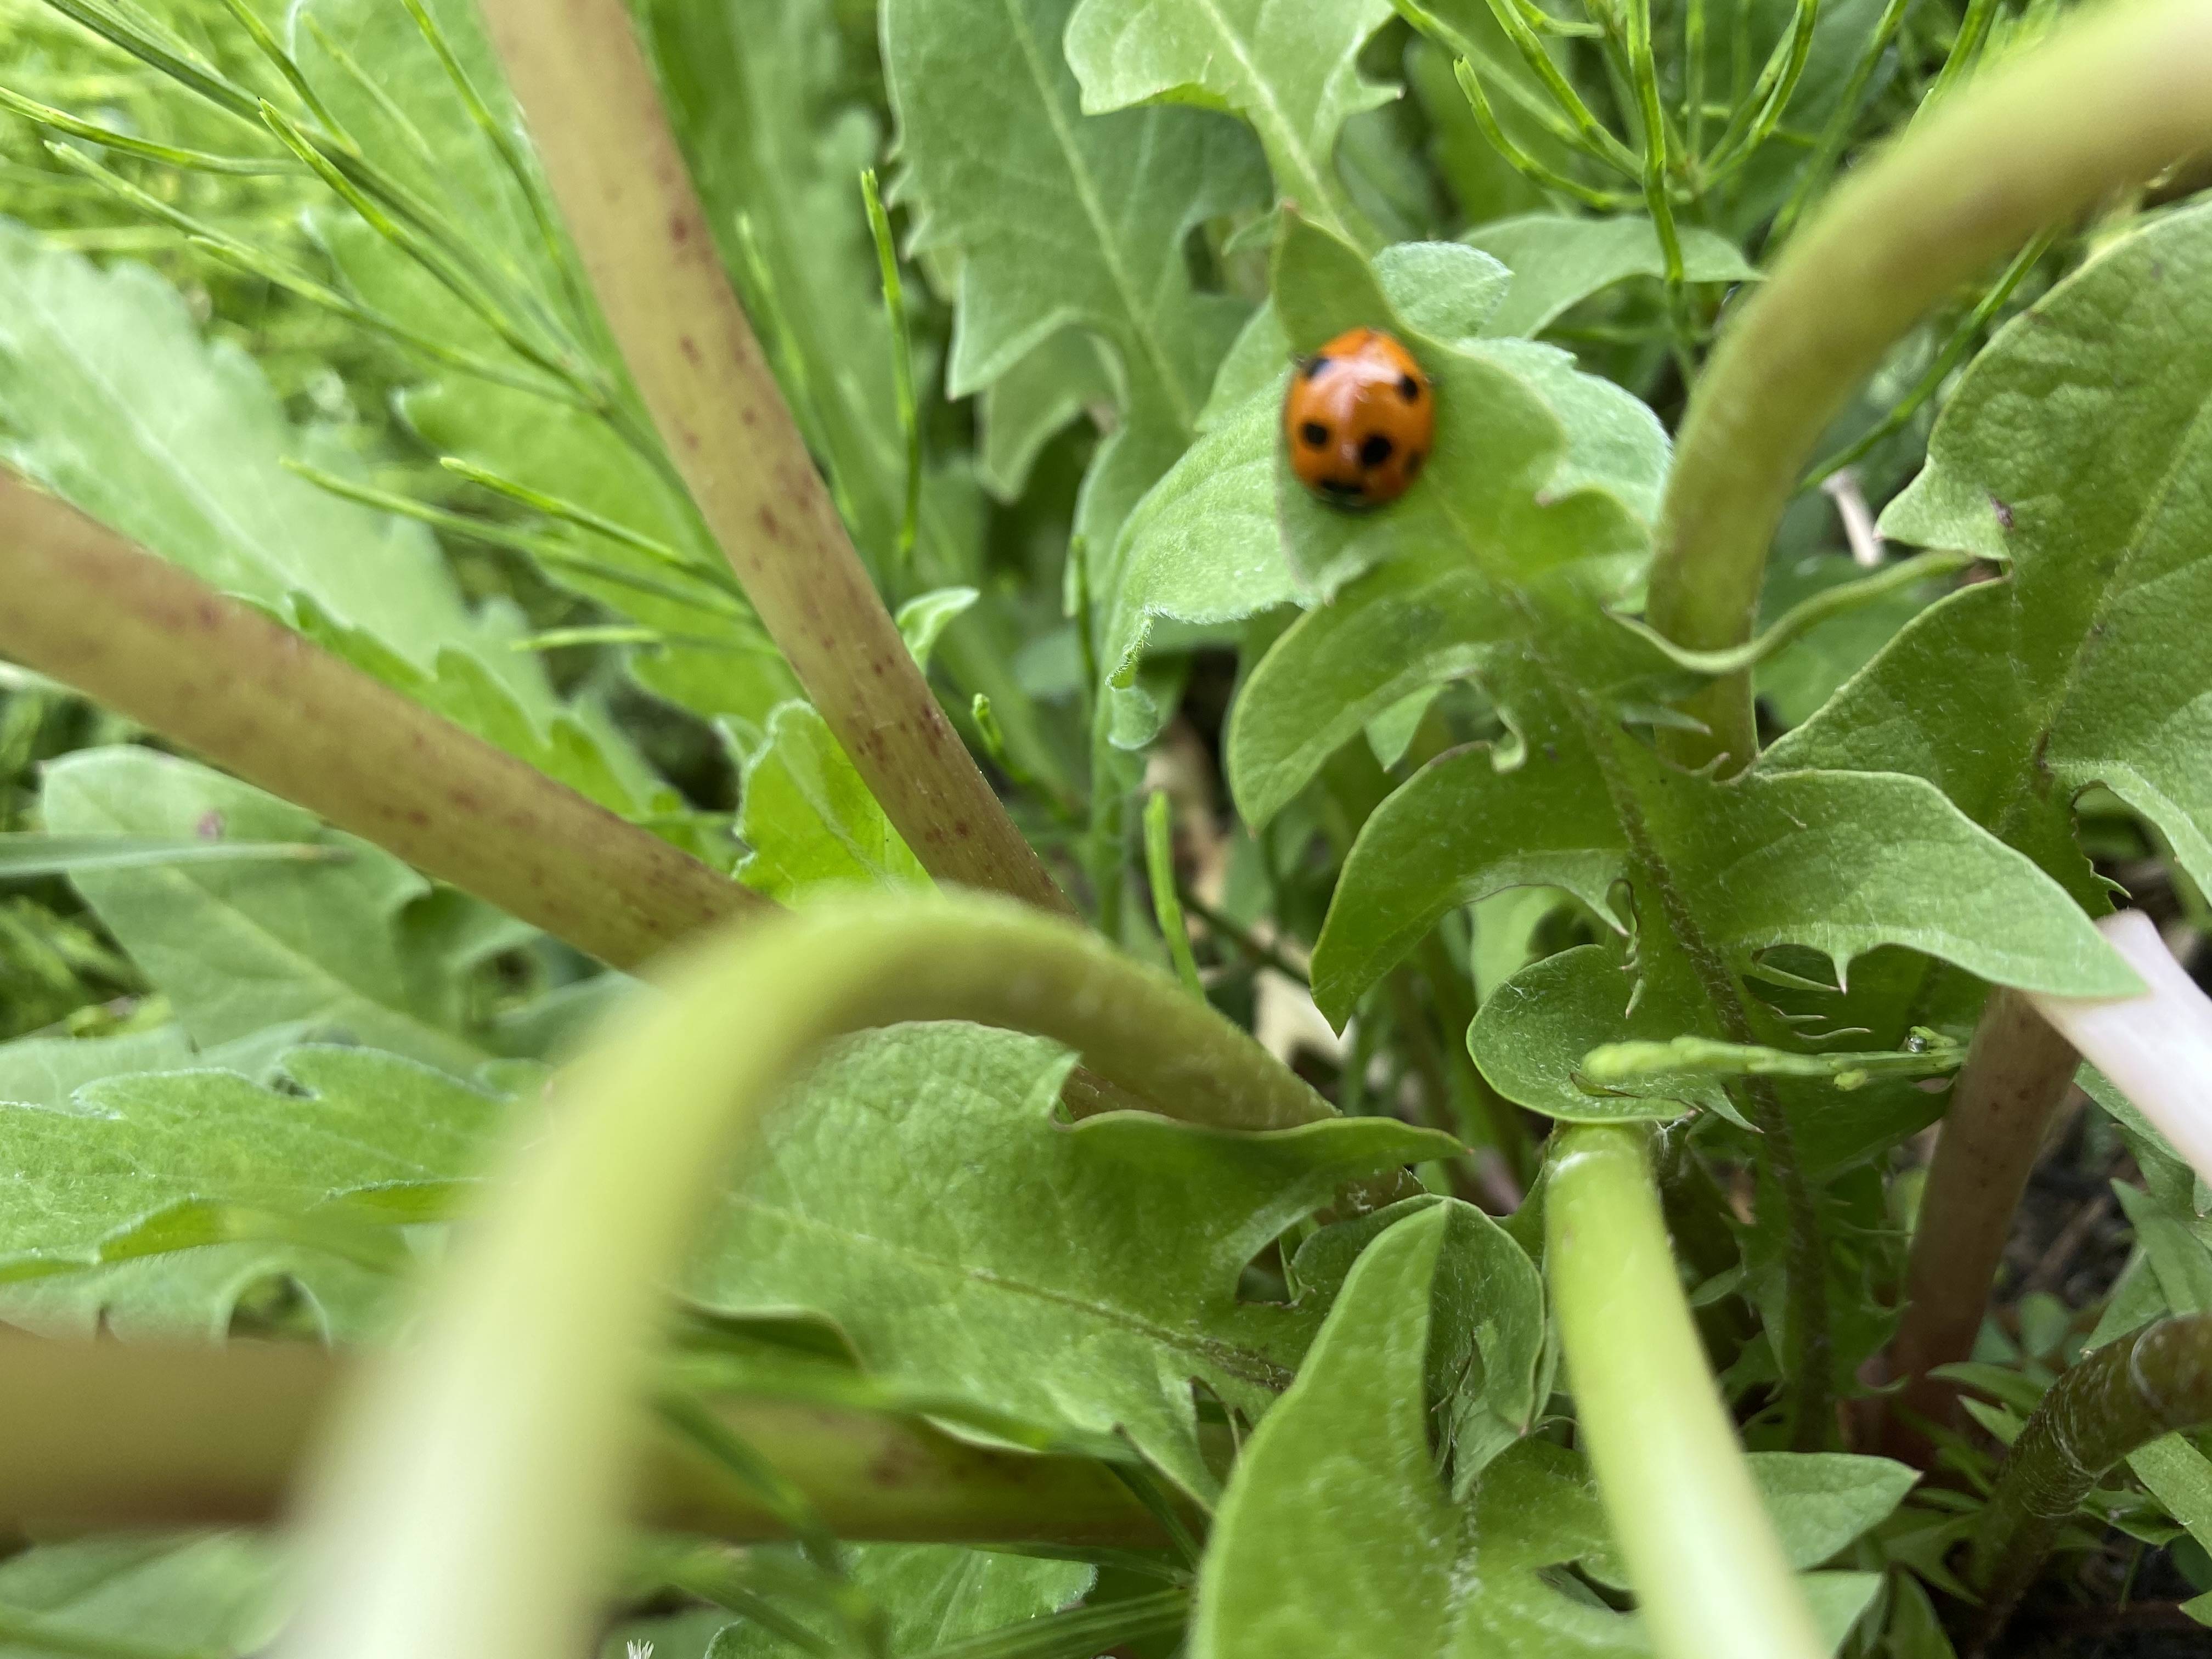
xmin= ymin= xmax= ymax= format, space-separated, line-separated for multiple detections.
xmin=2 ymin=0 xmax=2212 ymax=1655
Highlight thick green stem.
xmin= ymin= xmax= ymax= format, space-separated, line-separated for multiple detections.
xmin=1970 ymin=1315 xmax=2212 ymax=1646
xmin=1647 ymin=0 xmax=2212 ymax=772
xmin=473 ymin=0 xmax=1074 ymax=917
xmin=276 ymin=895 xmax=1408 ymax=1659
xmin=0 ymin=473 xmax=758 ymax=970
xmin=1548 ymin=1123 xmax=1826 ymax=1659
xmin=1882 ymin=990 xmax=2079 ymax=1463
xmin=0 ymin=1335 xmax=1162 ymax=1545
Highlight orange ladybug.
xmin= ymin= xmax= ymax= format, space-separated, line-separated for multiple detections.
xmin=1283 ymin=326 xmax=1434 ymax=510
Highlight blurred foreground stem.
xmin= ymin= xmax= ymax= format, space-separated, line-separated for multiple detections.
xmin=1548 ymin=1122 xmax=1825 ymax=1659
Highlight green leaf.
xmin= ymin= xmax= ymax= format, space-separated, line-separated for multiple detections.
xmin=1193 ymin=1204 xmax=1643 ymax=1656
xmin=706 ymin=1546 xmax=1093 ymax=1658
xmin=0 ymin=833 xmax=344 ymax=877
xmin=0 ymin=223 xmax=560 ymax=718
xmin=885 ymin=0 xmax=1266 ymax=560
xmin=1770 ymin=202 xmax=2212 ymax=907
xmin=1579 ymin=1454 xmax=1916 ymax=1583
xmin=0 ymin=219 xmax=671 ymax=806
xmin=1195 ymin=1208 xmax=1897 ymax=1656
xmin=0 ymin=1533 xmax=284 ymax=1659
xmin=1463 ymin=213 xmax=1758 ymax=340
xmin=1214 ymin=218 xmax=2130 ymax=1176
xmin=0 ymin=1030 xmax=513 ymax=1341
xmin=689 ymin=1021 xmax=1457 ymax=1500
xmin=1111 ymin=224 xmax=1613 ymax=754
xmin=1064 ymin=0 xmax=1395 ymax=247
xmin=40 ymin=747 xmax=494 ymax=1072
xmin=1313 ymin=730 xmax=2130 ymax=1029
xmin=1286 ymin=1194 xmax=1548 ymax=1487
xmin=2128 ymin=1435 xmax=2212 ymax=1567
xmin=290 ymin=0 xmax=800 ymax=738
xmin=732 ymin=702 xmax=930 ymax=902
xmin=895 ymin=586 xmax=982 ymax=674
xmin=287 ymin=595 xmax=673 ymax=822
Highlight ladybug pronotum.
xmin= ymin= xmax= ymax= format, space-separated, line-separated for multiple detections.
xmin=1283 ymin=326 xmax=1434 ymax=510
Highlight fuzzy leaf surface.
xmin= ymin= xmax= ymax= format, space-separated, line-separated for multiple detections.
xmin=1064 ymin=0 xmax=1395 ymax=245
xmin=707 ymin=1546 xmax=1092 ymax=1657
xmin=293 ymin=0 xmax=798 ymax=735
xmin=1193 ymin=1205 xmax=1887 ymax=1655
xmin=1217 ymin=220 xmax=2129 ymax=1130
xmin=688 ymin=1021 xmax=1455 ymax=1499
xmin=41 ymin=749 xmax=494 ymax=1072
xmin=1463 ymin=213 xmax=1758 ymax=340
xmin=732 ymin=702 xmax=929 ymax=902
xmin=885 ymin=0 xmax=1265 ymax=556
xmin=1769 ymin=203 xmax=2212 ymax=907
xmin=0 ymin=1034 xmax=511 ymax=1339
xmin=0 ymin=1534 xmax=283 ymax=1658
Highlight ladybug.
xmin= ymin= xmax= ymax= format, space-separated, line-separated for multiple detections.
xmin=1283 ymin=326 xmax=1433 ymax=510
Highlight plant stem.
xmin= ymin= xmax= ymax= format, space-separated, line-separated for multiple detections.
xmin=1646 ymin=0 xmax=2212 ymax=772
xmin=1969 ymin=1315 xmax=2212 ymax=1646
xmin=0 ymin=473 xmax=758 ymax=971
xmin=0 ymin=1333 xmax=1164 ymax=1546
xmin=276 ymin=894 xmax=1423 ymax=1659
xmin=1547 ymin=1122 xmax=1827 ymax=1659
xmin=1143 ymin=790 xmax=1205 ymax=1000
xmin=472 ymin=0 xmax=1074 ymax=917
xmin=1881 ymin=989 xmax=2079 ymax=1463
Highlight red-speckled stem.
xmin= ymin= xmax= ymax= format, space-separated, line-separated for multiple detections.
xmin=473 ymin=0 xmax=1075 ymax=917
xmin=0 ymin=472 xmax=757 ymax=969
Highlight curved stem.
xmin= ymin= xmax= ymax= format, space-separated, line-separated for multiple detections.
xmin=1881 ymin=990 xmax=2079 ymax=1463
xmin=1547 ymin=1122 xmax=1827 ymax=1659
xmin=1970 ymin=1314 xmax=2212 ymax=1645
xmin=0 ymin=473 xmax=758 ymax=971
xmin=0 ymin=1334 xmax=1163 ymax=1545
xmin=275 ymin=895 xmax=1404 ymax=1659
xmin=472 ymin=0 xmax=1074 ymax=917
xmin=1647 ymin=0 xmax=2212 ymax=772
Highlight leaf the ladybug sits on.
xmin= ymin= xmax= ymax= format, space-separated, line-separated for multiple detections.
xmin=1284 ymin=326 xmax=1434 ymax=509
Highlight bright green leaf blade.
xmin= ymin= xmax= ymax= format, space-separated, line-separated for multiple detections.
xmin=40 ymin=748 xmax=494 ymax=1071
xmin=1065 ymin=0 xmax=1395 ymax=247
xmin=0 ymin=1036 xmax=512 ymax=1340
xmin=731 ymin=702 xmax=931 ymax=903
xmin=689 ymin=1022 xmax=1456 ymax=1500
xmin=0 ymin=1533 xmax=284 ymax=1659
xmin=1193 ymin=1204 xmax=1645 ymax=1657
xmin=0 ymin=224 xmax=494 ymax=685
xmin=1463 ymin=214 xmax=1758 ymax=339
xmin=706 ymin=1544 xmax=1093 ymax=1658
xmin=0 ymin=833 xmax=342 ymax=877
xmin=1772 ymin=201 xmax=2212 ymax=906
xmin=1318 ymin=737 xmax=2135 ymax=1028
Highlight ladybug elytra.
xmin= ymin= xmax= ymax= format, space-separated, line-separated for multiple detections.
xmin=1283 ymin=326 xmax=1433 ymax=510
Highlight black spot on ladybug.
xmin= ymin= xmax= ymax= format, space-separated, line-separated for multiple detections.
xmin=1397 ymin=374 xmax=1420 ymax=402
xmin=1303 ymin=356 xmax=1332 ymax=380
xmin=1300 ymin=421 xmax=1330 ymax=448
xmin=1320 ymin=477 xmax=1367 ymax=499
xmin=1359 ymin=433 xmax=1395 ymax=467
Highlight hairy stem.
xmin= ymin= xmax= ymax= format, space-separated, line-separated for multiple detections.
xmin=0 ymin=1335 xmax=1163 ymax=1545
xmin=1647 ymin=0 xmax=2212 ymax=772
xmin=0 ymin=474 xmax=758 ymax=970
xmin=1548 ymin=1122 xmax=1826 ymax=1659
xmin=277 ymin=895 xmax=1420 ymax=1659
xmin=473 ymin=0 xmax=1073 ymax=916
xmin=1970 ymin=1315 xmax=2212 ymax=1646
xmin=1882 ymin=990 xmax=2079 ymax=1463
